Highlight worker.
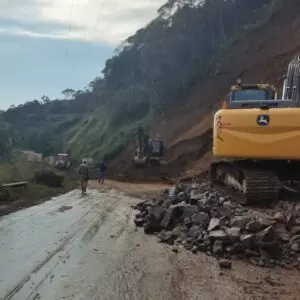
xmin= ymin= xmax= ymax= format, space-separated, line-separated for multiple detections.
xmin=98 ymin=159 xmax=107 ymax=184
xmin=79 ymin=159 xmax=89 ymax=195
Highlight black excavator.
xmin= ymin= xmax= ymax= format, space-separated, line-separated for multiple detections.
xmin=133 ymin=125 xmax=165 ymax=168
xmin=118 ymin=124 xmax=170 ymax=182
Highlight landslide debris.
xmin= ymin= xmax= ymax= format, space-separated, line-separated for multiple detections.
xmin=133 ymin=182 xmax=300 ymax=269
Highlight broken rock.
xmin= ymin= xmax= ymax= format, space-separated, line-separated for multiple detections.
xmin=272 ymin=212 xmax=285 ymax=223
xmin=208 ymin=218 xmax=221 ymax=232
xmin=225 ymin=227 xmax=241 ymax=242
xmin=183 ymin=205 xmax=199 ymax=219
xmin=144 ymin=206 xmax=166 ymax=234
xmin=219 ymin=259 xmax=232 ymax=269
xmin=230 ymin=216 xmax=250 ymax=229
xmin=286 ymin=213 xmax=296 ymax=230
xmin=134 ymin=199 xmax=155 ymax=211
xmin=172 ymin=246 xmax=179 ymax=253
xmin=291 ymin=241 xmax=300 ymax=252
xmin=190 ymin=190 xmax=205 ymax=201
xmin=187 ymin=225 xmax=201 ymax=238
xmin=134 ymin=217 xmax=145 ymax=227
xmin=209 ymin=230 xmax=227 ymax=241
xmin=172 ymin=227 xmax=183 ymax=239
xmin=240 ymin=234 xmax=255 ymax=249
xmin=191 ymin=212 xmax=210 ymax=228
xmin=198 ymin=243 xmax=207 ymax=252
xmin=160 ymin=207 xmax=182 ymax=230
xmin=191 ymin=245 xmax=198 ymax=253
xmin=225 ymin=243 xmax=244 ymax=255
xmin=157 ymin=231 xmax=175 ymax=245
xmin=213 ymin=240 xmax=224 ymax=256
xmin=259 ymin=217 xmax=276 ymax=229
xmin=255 ymin=226 xmax=281 ymax=258
xmin=184 ymin=217 xmax=193 ymax=227
xmin=245 ymin=220 xmax=262 ymax=233
xmin=291 ymin=226 xmax=300 ymax=236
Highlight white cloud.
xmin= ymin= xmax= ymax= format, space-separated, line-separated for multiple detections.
xmin=0 ymin=0 xmax=166 ymax=45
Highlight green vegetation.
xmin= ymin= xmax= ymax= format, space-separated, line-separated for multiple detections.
xmin=0 ymin=153 xmax=76 ymax=203
xmin=0 ymin=0 xmax=284 ymax=162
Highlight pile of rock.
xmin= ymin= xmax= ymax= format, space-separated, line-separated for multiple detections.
xmin=133 ymin=182 xmax=300 ymax=268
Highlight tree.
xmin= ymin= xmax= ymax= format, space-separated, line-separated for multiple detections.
xmin=0 ymin=121 xmax=13 ymax=161
xmin=41 ymin=95 xmax=51 ymax=104
xmin=62 ymin=89 xmax=76 ymax=100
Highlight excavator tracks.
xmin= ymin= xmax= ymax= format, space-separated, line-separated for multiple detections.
xmin=211 ymin=160 xmax=281 ymax=205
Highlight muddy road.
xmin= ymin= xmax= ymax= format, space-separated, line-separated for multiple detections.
xmin=1 ymin=187 xmax=299 ymax=300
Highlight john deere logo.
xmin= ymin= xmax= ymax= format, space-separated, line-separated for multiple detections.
xmin=257 ymin=115 xmax=270 ymax=126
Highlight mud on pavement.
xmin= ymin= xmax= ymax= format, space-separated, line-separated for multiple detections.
xmin=1 ymin=187 xmax=300 ymax=300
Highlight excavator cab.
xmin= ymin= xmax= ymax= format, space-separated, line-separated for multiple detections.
xmin=230 ymin=83 xmax=276 ymax=101
xmin=149 ymin=140 xmax=164 ymax=158
xmin=221 ymin=81 xmax=278 ymax=109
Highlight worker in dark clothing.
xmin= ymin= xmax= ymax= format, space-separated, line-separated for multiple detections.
xmin=98 ymin=159 xmax=107 ymax=184
xmin=79 ymin=159 xmax=89 ymax=195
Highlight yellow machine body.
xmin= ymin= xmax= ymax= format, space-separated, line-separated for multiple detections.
xmin=213 ymin=82 xmax=300 ymax=161
xmin=213 ymin=107 xmax=300 ymax=160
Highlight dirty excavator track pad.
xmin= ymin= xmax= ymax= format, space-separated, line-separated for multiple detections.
xmin=211 ymin=160 xmax=281 ymax=205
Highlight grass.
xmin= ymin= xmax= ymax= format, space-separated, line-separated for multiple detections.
xmin=0 ymin=154 xmax=77 ymax=205
xmin=65 ymin=106 xmax=146 ymax=161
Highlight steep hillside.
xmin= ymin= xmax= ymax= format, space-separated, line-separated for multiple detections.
xmin=156 ymin=0 xmax=300 ymax=174
xmin=2 ymin=0 xmax=299 ymax=173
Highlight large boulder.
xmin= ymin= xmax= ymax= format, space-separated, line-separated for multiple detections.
xmin=144 ymin=206 xmax=166 ymax=234
xmin=34 ymin=170 xmax=64 ymax=187
xmin=160 ymin=206 xmax=182 ymax=230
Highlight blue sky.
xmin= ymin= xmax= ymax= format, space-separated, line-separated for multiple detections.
xmin=0 ymin=0 xmax=165 ymax=109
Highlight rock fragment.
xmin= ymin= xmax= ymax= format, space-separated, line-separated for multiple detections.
xmin=219 ymin=259 xmax=232 ymax=269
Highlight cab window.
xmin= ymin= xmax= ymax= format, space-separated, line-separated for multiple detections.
xmin=231 ymin=89 xmax=269 ymax=101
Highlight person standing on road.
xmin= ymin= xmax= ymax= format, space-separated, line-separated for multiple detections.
xmin=79 ymin=159 xmax=89 ymax=195
xmin=98 ymin=159 xmax=107 ymax=184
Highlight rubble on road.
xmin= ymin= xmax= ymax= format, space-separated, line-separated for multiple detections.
xmin=133 ymin=182 xmax=300 ymax=269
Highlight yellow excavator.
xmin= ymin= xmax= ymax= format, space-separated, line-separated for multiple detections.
xmin=211 ymin=54 xmax=300 ymax=205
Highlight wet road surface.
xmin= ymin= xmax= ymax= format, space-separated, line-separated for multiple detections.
xmin=1 ymin=187 xmax=300 ymax=300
